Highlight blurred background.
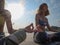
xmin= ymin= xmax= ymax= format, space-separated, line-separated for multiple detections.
xmin=4 ymin=0 xmax=60 ymax=29
xmin=3 ymin=0 xmax=60 ymax=45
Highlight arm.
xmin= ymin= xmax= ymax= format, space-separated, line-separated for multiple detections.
xmin=24 ymin=23 xmax=41 ymax=33
xmin=25 ymin=23 xmax=34 ymax=33
xmin=47 ymin=19 xmax=58 ymax=32
xmin=4 ymin=10 xmax=16 ymax=34
xmin=35 ymin=14 xmax=43 ymax=31
xmin=35 ymin=14 xmax=40 ymax=27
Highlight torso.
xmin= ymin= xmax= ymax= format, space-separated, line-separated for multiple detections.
xmin=37 ymin=14 xmax=48 ymax=32
xmin=0 ymin=14 xmax=5 ymax=32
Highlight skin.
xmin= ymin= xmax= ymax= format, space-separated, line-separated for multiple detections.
xmin=0 ymin=10 xmax=34 ymax=34
xmin=0 ymin=0 xmax=34 ymax=34
xmin=0 ymin=1 xmax=57 ymax=34
xmin=25 ymin=23 xmax=34 ymax=33
xmin=35 ymin=5 xmax=57 ymax=32
xmin=0 ymin=10 xmax=16 ymax=34
xmin=0 ymin=0 xmax=17 ymax=34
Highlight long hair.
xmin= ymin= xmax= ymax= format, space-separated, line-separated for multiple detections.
xmin=37 ymin=3 xmax=49 ymax=16
xmin=0 ymin=0 xmax=5 ymax=10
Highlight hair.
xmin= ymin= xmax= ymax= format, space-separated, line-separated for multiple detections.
xmin=37 ymin=3 xmax=49 ymax=16
xmin=0 ymin=0 xmax=5 ymax=10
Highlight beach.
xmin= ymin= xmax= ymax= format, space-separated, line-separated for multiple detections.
xmin=20 ymin=32 xmax=56 ymax=45
xmin=20 ymin=33 xmax=38 ymax=45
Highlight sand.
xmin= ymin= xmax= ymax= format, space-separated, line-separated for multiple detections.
xmin=20 ymin=33 xmax=38 ymax=45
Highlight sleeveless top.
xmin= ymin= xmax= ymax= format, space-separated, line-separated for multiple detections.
xmin=39 ymin=19 xmax=48 ymax=26
xmin=0 ymin=15 xmax=5 ymax=27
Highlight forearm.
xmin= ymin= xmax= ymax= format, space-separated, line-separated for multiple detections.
xmin=6 ymin=19 xmax=13 ymax=33
xmin=47 ymin=23 xmax=58 ymax=32
xmin=4 ymin=10 xmax=14 ymax=34
xmin=49 ymin=27 xmax=57 ymax=32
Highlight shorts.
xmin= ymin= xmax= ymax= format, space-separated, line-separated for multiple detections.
xmin=33 ymin=32 xmax=48 ymax=44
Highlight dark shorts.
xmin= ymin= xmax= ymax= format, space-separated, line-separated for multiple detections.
xmin=33 ymin=32 xmax=48 ymax=44
xmin=51 ymin=32 xmax=60 ymax=42
xmin=0 ymin=32 xmax=5 ymax=45
xmin=0 ymin=32 xmax=18 ymax=45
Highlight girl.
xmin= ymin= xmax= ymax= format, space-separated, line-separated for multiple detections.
xmin=0 ymin=0 xmax=34 ymax=45
xmin=32 ymin=3 xmax=60 ymax=44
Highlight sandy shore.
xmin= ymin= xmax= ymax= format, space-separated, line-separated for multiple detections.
xmin=20 ymin=33 xmax=38 ymax=45
xmin=19 ymin=32 xmax=56 ymax=45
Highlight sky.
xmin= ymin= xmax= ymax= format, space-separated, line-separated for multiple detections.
xmin=5 ymin=0 xmax=60 ymax=29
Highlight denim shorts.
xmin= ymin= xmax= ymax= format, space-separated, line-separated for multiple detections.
xmin=0 ymin=32 xmax=5 ymax=45
xmin=34 ymin=32 xmax=48 ymax=44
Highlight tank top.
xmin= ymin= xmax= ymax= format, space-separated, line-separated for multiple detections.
xmin=0 ymin=14 xmax=5 ymax=26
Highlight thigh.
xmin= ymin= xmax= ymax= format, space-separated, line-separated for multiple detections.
xmin=0 ymin=38 xmax=5 ymax=45
xmin=0 ymin=33 xmax=5 ymax=45
xmin=34 ymin=32 xmax=48 ymax=44
xmin=51 ymin=32 xmax=60 ymax=42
